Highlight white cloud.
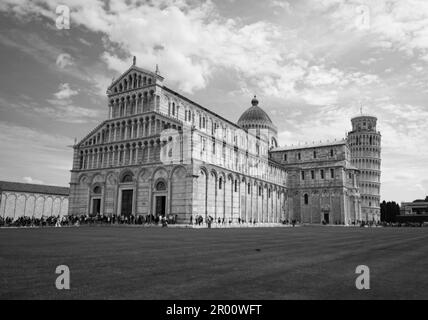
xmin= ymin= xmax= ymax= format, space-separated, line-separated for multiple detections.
xmin=1 ymin=0 xmax=428 ymax=202
xmin=56 ymin=53 xmax=74 ymax=69
xmin=22 ymin=176 xmax=44 ymax=184
xmin=0 ymin=0 xmax=287 ymax=94
xmin=54 ymin=83 xmax=78 ymax=100
xmin=360 ymin=57 xmax=377 ymax=65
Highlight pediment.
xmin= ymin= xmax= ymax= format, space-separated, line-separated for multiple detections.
xmin=107 ymin=64 xmax=164 ymax=95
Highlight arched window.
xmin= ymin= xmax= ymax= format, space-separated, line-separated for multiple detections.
xmin=121 ymin=173 xmax=133 ymax=183
xmin=248 ymin=183 xmax=251 ymax=194
xmin=93 ymin=186 xmax=101 ymax=194
xmin=304 ymin=194 xmax=309 ymax=205
xmin=219 ymin=177 xmax=222 ymax=190
xmin=234 ymin=180 xmax=238 ymax=192
xmin=156 ymin=181 xmax=166 ymax=191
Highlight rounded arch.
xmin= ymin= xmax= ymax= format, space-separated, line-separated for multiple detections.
xmin=93 ymin=185 xmax=102 ymax=194
xmin=91 ymin=173 xmax=105 ymax=184
xmin=304 ymin=193 xmax=309 ymax=205
xmin=154 ymin=178 xmax=167 ymax=191
xmin=210 ymin=168 xmax=218 ymax=180
xmin=170 ymin=165 xmax=187 ymax=180
xmin=79 ymin=174 xmax=89 ymax=185
xmin=199 ymin=166 xmax=209 ymax=178
xmin=105 ymin=171 xmax=117 ymax=185
xmin=151 ymin=166 xmax=169 ymax=181
xmin=119 ymin=169 xmax=134 ymax=183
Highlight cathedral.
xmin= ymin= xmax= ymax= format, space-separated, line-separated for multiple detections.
xmin=68 ymin=59 xmax=381 ymax=225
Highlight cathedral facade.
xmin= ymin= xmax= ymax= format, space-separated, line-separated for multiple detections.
xmin=68 ymin=61 xmax=381 ymax=225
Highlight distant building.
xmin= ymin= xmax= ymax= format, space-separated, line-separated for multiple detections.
xmin=0 ymin=181 xmax=69 ymax=219
xmin=397 ymin=199 xmax=428 ymax=223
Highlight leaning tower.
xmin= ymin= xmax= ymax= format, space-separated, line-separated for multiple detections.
xmin=348 ymin=114 xmax=382 ymax=222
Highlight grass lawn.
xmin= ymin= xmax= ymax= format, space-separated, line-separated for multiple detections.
xmin=0 ymin=226 xmax=427 ymax=299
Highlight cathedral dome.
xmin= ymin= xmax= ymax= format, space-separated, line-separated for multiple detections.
xmin=237 ymin=96 xmax=276 ymax=132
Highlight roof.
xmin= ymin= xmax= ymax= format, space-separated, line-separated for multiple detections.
xmin=271 ymin=139 xmax=347 ymax=152
xmin=0 ymin=181 xmax=69 ymax=196
xmin=162 ymin=86 xmax=249 ymax=131
xmin=237 ymin=96 xmax=275 ymax=128
xmin=107 ymin=64 xmax=164 ymax=91
xmin=351 ymin=114 xmax=377 ymax=121
xmin=238 ymin=105 xmax=273 ymax=125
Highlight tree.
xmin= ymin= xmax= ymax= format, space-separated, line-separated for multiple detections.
xmin=380 ymin=201 xmax=400 ymax=222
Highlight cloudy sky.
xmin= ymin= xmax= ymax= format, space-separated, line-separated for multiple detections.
xmin=0 ymin=0 xmax=427 ymax=202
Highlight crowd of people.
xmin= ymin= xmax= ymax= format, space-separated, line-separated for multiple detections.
xmin=1 ymin=214 xmax=426 ymax=228
xmin=0 ymin=213 xmax=179 ymax=228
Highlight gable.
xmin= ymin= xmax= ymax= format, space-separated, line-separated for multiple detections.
xmin=107 ymin=65 xmax=164 ymax=95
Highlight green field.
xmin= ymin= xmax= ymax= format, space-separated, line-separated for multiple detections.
xmin=0 ymin=226 xmax=427 ymax=299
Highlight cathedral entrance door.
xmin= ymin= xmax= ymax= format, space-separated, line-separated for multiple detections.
xmin=121 ymin=190 xmax=133 ymax=217
xmin=323 ymin=212 xmax=330 ymax=224
xmin=92 ymin=198 xmax=101 ymax=217
xmin=155 ymin=196 xmax=166 ymax=217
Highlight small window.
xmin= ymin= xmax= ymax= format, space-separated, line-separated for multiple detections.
xmin=320 ymin=170 xmax=324 ymax=179
xmin=248 ymin=183 xmax=251 ymax=194
xmin=311 ymin=170 xmax=315 ymax=179
xmin=283 ymin=154 xmax=287 ymax=161
xmin=301 ymin=171 xmax=305 ymax=180
xmin=156 ymin=181 xmax=166 ymax=191
xmin=219 ymin=177 xmax=222 ymax=190
xmin=330 ymin=169 xmax=334 ymax=179
xmin=304 ymin=194 xmax=309 ymax=205
xmin=93 ymin=186 xmax=101 ymax=194
xmin=330 ymin=149 xmax=334 ymax=157
xmin=298 ymin=152 xmax=301 ymax=160
xmin=313 ymin=150 xmax=317 ymax=158
xmin=234 ymin=180 xmax=238 ymax=192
